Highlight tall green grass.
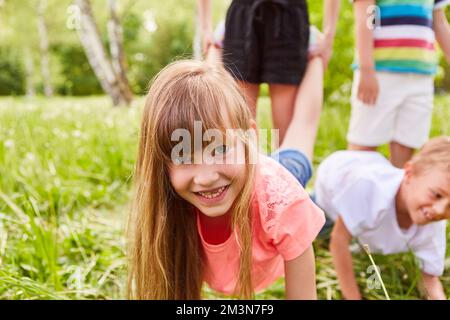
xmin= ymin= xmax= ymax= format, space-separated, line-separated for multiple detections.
xmin=0 ymin=94 xmax=449 ymax=299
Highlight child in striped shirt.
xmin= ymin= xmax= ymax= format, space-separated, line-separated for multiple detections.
xmin=348 ymin=0 xmax=450 ymax=168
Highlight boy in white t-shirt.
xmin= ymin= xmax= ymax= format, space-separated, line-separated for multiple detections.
xmin=315 ymin=136 xmax=450 ymax=299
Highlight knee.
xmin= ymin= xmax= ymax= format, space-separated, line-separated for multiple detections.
xmin=347 ymin=144 xmax=377 ymax=151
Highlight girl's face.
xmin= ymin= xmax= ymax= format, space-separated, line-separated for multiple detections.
xmin=404 ymin=166 xmax=450 ymax=225
xmin=168 ymin=134 xmax=248 ymax=218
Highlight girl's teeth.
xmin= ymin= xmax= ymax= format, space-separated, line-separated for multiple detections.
xmin=198 ymin=186 xmax=226 ymax=198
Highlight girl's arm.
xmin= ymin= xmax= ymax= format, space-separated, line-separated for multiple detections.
xmin=329 ymin=217 xmax=362 ymax=299
xmin=197 ymin=0 xmax=213 ymax=55
xmin=433 ymin=8 xmax=450 ymax=65
xmin=421 ymin=272 xmax=446 ymax=300
xmin=354 ymin=0 xmax=379 ymax=106
xmin=284 ymin=245 xmax=317 ymax=299
xmin=321 ymin=0 xmax=341 ymax=68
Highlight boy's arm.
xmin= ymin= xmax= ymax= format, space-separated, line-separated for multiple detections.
xmin=329 ymin=216 xmax=362 ymax=299
xmin=433 ymin=8 xmax=450 ymax=65
xmin=197 ymin=0 xmax=213 ymax=55
xmin=354 ymin=0 xmax=379 ymax=106
xmin=421 ymin=272 xmax=446 ymax=300
xmin=321 ymin=0 xmax=341 ymax=68
xmin=284 ymin=245 xmax=317 ymax=299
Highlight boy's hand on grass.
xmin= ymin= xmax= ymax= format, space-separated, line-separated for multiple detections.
xmin=330 ymin=217 xmax=363 ymax=300
xmin=357 ymin=68 xmax=379 ymax=106
xmin=421 ymin=273 xmax=446 ymax=300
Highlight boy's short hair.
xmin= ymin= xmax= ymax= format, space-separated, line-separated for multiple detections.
xmin=411 ymin=136 xmax=450 ymax=173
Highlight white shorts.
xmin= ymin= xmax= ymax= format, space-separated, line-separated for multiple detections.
xmin=347 ymin=71 xmax=434 ymax=149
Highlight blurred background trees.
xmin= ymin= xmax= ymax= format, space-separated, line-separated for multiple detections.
xmin=0 ymin=0 xmax=448 ymax=101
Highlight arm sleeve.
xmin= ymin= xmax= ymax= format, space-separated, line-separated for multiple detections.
xmin=270 ymin=197 xmax=326 ymax=261
xmin=413 ymin=221 xmax=447 ymax=276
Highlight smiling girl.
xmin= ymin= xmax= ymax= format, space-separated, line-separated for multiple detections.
xmin=127 ymin=57 xmax=325 ymax=299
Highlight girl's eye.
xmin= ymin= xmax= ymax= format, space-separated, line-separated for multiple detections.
xmin=214 ymin=145 xmax=228 ymax=156
xmin=173 ymin=155 xmax=191 ymax=165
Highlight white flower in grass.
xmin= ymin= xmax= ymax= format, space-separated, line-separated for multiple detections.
xmin=4 ymin=139 xmax=14 ymax=149
xmin=72 ymin=130 xmax=82 ymax=138
xmin=25 ymin=152 xmax=36 ymax=162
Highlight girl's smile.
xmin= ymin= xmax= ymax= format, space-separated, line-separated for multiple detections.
xmin=169 ymin=163 xmax=245 ymax=217
xmin=194 ymin=184 xmax=230 ymax=204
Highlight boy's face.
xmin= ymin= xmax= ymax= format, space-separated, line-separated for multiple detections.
xmin=404 ymin=165 xmax=450 ymax=225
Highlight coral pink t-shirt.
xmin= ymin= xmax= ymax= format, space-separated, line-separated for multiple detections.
xmin=197 ymin=154 xmax=325 ymax=295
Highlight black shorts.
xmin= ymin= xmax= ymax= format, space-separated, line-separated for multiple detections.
xmin=223 ymin=0 xmax=310 ymax=85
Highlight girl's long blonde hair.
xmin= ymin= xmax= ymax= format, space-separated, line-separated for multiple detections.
xmin=127 ymin=60 xmax=257 ymax=299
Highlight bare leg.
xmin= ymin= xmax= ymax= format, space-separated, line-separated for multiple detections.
xmin=390 ymin=141 xmax=414 ymax=168
xmin=269 ymin=84 xmax=298 ymax=144
xmin=237 ymin=80 xmax=259 ymax=118
xmin=206 ymin=46 xmax=223 ymax=66
xmin=279 ymin=57 xmax=324 ymax=162
xmin=347 ymin=144 xmax=377 ymax=152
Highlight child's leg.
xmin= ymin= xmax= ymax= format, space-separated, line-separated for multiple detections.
xmin=268 ymin=84 xmax=298 ymax=144
xmin=279 ymin=57 xmax=324 ymax=162
xmin=237 ymin=80 xmax=259 ymax=118
xmin=389 ymin=141 xmax=414 ymax=168
xmin=347 ymin=144 xmax=377 ymax=152
xmin=389 ymin=74 xmax=433 ymax=168
xmin=269 ymin=57 xmax=323 ymax=188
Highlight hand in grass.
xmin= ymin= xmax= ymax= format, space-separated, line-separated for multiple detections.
xmin=421 ymin=272 xmax=446 ymax=300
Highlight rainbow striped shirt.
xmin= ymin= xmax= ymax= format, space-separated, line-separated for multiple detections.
xmin=355 ymin=0 xmax=450 ymax=75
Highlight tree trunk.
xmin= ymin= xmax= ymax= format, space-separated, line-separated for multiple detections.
xmin=24 ymin=47 xmax=36 ymax=97
xmin=75 ymin=0 xmax=129 ymax=106
xmin=107 ymin=0 xmax=133 ymax=104
xmin=37 ymin=0 xmax=53 ymax=97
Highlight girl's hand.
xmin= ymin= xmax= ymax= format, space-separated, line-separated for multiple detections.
xmin=308 ymin=26 xmax=325 ymax=59
xmin=357 ymin=68 xmax=379 ymax=106
xmin=320 ymin=35 xmax=334 ymax=69
xmin=202 ymin=32 xmax=215 ymax=57
xmin=309 ymin=33 xmax=333 ymax=69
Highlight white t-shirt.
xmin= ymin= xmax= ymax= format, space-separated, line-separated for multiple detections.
xmin=315 ymin=151 xmax=447 ymax=276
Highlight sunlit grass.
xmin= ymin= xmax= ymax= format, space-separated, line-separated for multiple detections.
xmin=0 ymin=93 xmax=449 ymax=299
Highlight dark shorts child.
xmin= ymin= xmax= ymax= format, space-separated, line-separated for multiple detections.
xmin=223 ymin=0 xmax=310 ymax=85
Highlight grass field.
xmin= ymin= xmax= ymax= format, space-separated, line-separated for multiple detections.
xmin=0 ymin=93 xmax=449 ymax=300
